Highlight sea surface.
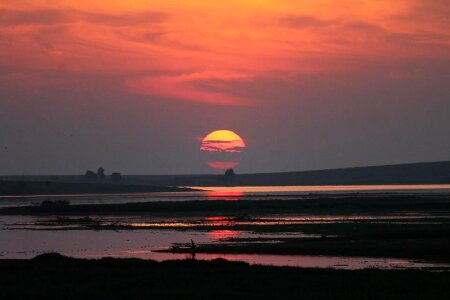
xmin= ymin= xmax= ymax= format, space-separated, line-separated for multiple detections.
xmin=1 ymin=184 xmax=449 ymax=208
xmin=1 ymin=184 xmax=450 ymax=269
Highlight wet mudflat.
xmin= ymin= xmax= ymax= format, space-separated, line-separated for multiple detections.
xmin=1 ymin=188 xmax=450 ymax=270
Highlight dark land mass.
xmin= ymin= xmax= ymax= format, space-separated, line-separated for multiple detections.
xmin=2 ymin=194 xmax=449 ymax=215
xmin=0 ymin=180 xmax=191 ymax=196
xmin=3 ymin=160 xmax=449 ymax=186
xmin=0 ymin=253 xmax=449 ymax=300
xmin=124 ymin=160 xmax=450 ymax=186
xmin=163 ymin=234 xmax=450 ymax=262
xmin=234 ymin=160 xmax=450 ymax=186
xmin=155 ymin=216 xmax=450 ymax=263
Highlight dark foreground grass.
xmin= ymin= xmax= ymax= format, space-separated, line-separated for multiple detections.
xmin=0 ymin=253 xmax=449 ymax=300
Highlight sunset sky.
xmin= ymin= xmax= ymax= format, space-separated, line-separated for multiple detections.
xmin=0 ymin=0 xmax=449 ymax=175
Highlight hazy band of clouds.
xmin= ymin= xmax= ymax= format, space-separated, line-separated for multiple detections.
xmin=0 ymin=8 xmax=167 ymax=26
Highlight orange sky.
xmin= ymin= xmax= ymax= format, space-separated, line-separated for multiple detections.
xmin=1 ymin=0 xmax=449 ymax=106
xmin=0 ymin=1 xmax=449 ymax=174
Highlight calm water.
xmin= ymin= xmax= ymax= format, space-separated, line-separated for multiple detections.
xmin=0 ymin=230 xmax=450 ymax=269
xmin=1 ymin=184 xmax=450 ymax=269
xmin=0 ymin=228 xmax=448 ymax=270
xmin=193 ymin=184 xmax=450 ymax=193
xmin=1 ymin=184 xmax=450 ymax=208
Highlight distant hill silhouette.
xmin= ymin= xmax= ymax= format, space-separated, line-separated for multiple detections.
xmin=1 ymin=161 xmax=449 ymax=187
xmin=0 ymin=181 xmax=191 ymax=196
xmin=234 ymin=161 xmax=450 ymax=186
xmin=124 ymin=161 xmax=450 ymax=186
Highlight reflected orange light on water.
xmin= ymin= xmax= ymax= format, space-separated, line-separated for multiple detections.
xmin=205 ymin=216 xmax=236 ymax=226
xmin=208 ymin=230 xmax=241 ymax=240
xmin=204 ymin=216 xmax=241 ymax=240
xmin=196 ymin=185 xmax=450 ymax=193
xmin=205 ymin=191 xmax=244 ymax=201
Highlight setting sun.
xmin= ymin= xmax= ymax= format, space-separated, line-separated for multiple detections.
xmin=200 ymin=130 xmax=246 ymax=169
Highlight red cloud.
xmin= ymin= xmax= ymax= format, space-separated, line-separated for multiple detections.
xmin=126 ymin=73 xmax=255 ymax=106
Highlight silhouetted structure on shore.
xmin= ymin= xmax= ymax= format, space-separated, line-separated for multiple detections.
xmin=84 ymin=168 xmax=122 ymax=183
xmin=111 ymin=172 xmax=122 ymax=182
xmin=97 ymin=168 xmax=105 ymax=179
xmin=84 ymin=170 xmax=97 ymax=180
xmin=224 ymin=168 xmax=236 ymax=185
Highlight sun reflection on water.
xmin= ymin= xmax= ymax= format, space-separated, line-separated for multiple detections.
xmin=205 ymin=191 xmax=244 ymax=201
xmin=205 ymin=216 xmax=241 ymax=240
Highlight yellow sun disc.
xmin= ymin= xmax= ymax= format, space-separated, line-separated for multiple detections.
xmin=200 ymin=129 xmax=246 ymax=169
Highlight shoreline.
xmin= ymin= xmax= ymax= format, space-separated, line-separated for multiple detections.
xmin=2 ymin=194 xmax=450 ymax=270
xmin=2 ymin=194 xmax=450 ymax=215
xmin=0 ymin=180 xmax=195 ymax=197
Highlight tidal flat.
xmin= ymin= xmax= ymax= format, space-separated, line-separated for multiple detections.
xmin=1 ymin=192 xmax=450 ymax=268
xmin=2 ymin=194 xmax=450 ymax=215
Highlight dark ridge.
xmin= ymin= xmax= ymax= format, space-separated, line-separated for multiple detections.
xmin=123 ymin=160 xmax=450 ymax=186
xmin=2 ymin=160 xmax=449 ymax=186
xmin=32 ymin=252 xmax=74 ymax=262
xmin=0 ymin=180 xmax=192 ymax=196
